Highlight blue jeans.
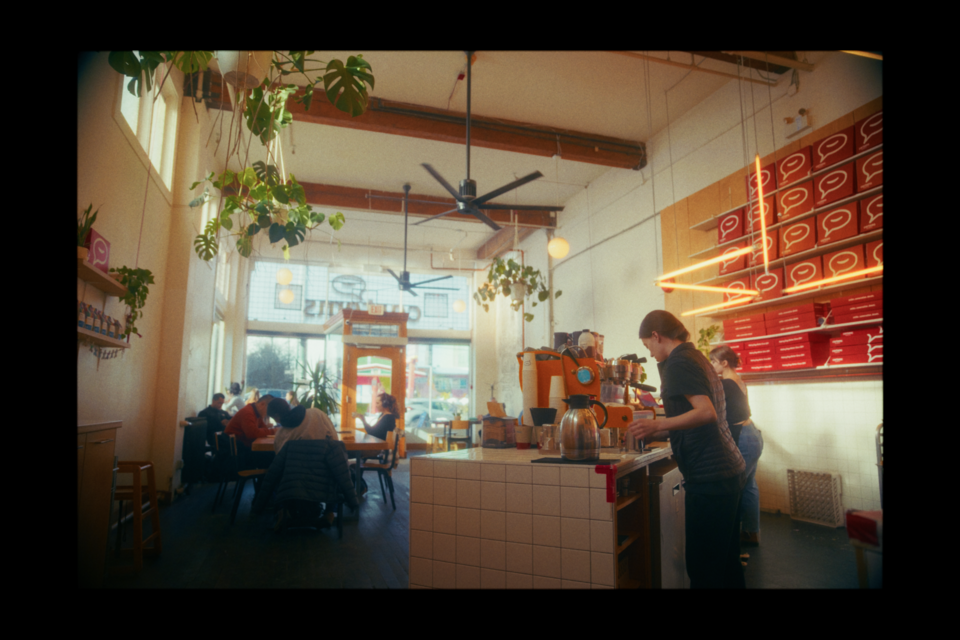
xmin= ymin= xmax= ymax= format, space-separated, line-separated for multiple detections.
xmin=737 ymin=421 xmax=764 ymax=533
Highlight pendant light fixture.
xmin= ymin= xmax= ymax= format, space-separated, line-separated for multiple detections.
xmin=276 ymin=267 xmax=293 ymax=285
xmin=278 ymin=288 xmax=295 ymax=304
xmin=453 ymin=299 xmax=467 ymax=313
xmin=547 ymin=236 xmax=570 ymax=259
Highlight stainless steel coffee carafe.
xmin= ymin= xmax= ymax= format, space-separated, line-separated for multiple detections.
xmin=559 ymin=394 xmax=608 ymax=461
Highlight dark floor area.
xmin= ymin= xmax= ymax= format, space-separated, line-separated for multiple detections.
xmin=103 ymin=452 xmax=861 ymax=588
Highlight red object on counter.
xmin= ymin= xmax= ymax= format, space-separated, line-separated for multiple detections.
xmin=595 ymin=464 xmax=619 ymax=504
xmin=860 ymin=193 xmax=883 ymax=232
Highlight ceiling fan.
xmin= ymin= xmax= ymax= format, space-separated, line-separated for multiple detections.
xmin=414 ymin=50 xmax=564 ymax=232
xmin=386 ymin=184 xmax=458 ymax=297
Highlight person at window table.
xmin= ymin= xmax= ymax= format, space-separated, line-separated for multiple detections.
xmin=225 ymin=393 xmax=277 ymax=469
xmin=267 ymin=397 xmax=338 ymax=454
xmin=711 ymin=345 xmax=765 ymax=548
xmin=627 ymin=310 xmax=746 ymax=589
xmin=223 ymin=382 xmax=246 ymax=416
xmin=198 ymin=393 xmax=232 ymax=448
xmin=353 ymin=392 xmax=399 ymax=441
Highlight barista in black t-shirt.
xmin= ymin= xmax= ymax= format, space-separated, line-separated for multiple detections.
xmin=627 ymin=310 xmax=745 ymax=589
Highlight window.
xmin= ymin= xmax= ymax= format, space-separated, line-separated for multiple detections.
xmin=116 ymin=61 xmax=180 ymax=192
xmin=215 ymin=245 xmax=231 ymax=302
xmin=405 ymin=342 xmax=471 ymax=422
xmin=207 ymin=319 xmax=224 ymax=401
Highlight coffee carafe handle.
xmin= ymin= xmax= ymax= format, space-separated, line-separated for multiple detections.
xmin=589 ymin=400 xmax=608 ymax=429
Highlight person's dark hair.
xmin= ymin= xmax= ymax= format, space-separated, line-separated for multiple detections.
xmin=639 ymin=310 xmax=690 ymax=342
xmin=229 ymin=382 xmax=242 ymax=396
xmin=267 ymin=397 xmax=290 ymax=421
xmin=212 ymin=393 xmax=225 ymax=402
xmin=379 ymin=393 xmax=400 ymax=417
xmin=709 ymin=345 xmax=741 ymax=369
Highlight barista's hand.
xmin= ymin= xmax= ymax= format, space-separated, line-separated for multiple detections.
xmin=627 ymin=417 xmax=659 ymax=440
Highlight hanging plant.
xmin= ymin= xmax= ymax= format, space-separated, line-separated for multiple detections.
xmin=109 ymin=266 xmax=155 ymax=340
xmin=188 ymin=161 xmax=345 ymax=262
xmin=289 ymin=360 xmax=340 ymax=416
xmin=473 ymin=257 xmax=561 ymax=322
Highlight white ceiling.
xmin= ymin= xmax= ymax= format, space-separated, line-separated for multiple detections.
xmin=218 ymin=51 xmax=790 ymax=255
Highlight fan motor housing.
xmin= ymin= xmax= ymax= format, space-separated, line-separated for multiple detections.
xmin=459 ymin=179 xmax=477 ymax=199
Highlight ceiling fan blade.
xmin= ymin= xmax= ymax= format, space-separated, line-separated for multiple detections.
xmin=411 ymin=275 xmax=454 ymax=286
xmin=467 ymin=207 xmax=502 ymax=231
xmin=422 ymin=164 xmax=463 ymax=201
xmin=472 ymin=171 xmax=543 ymax=206
xmin=405 ymin=288 xmax=418 ymax=297
xmin=477 ymin=203 xmax=565 ymax=211
xmin=411 ymin=286 xmax=459 ymax=291
xmin=413 ymin=207 xmax=460 ymax=226
xmin=386 ymin=268 xmax=403 ymax=283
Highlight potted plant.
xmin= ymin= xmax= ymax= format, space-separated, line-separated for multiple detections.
xmin=77 ymin=204 xmax=98 ymax=260
xmin=473 ymin=257 xmax=561 ymax=322
xmin=109 ymin=266 xmax=155 ymax=341
xmin=290 ymin=360 xmax=340 ymax=417
xmin=697 ymin=324 xmax=722 ymax=357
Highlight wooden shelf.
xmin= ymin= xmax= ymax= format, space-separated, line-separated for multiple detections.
xmin=78 ymin=258 xmax=127 ymax=297
xmin=710 ymin=318 xmax=883 ymax=345
xmin=741 ymin=363 xmax=881 ymax=383
xmin=688 ymin=185 xmax=883 ymax=259
xmin=694 ymin=229 xmax=883 ymax=287
xmin=616 ymin=493 xmax=642 ymax=511
xmin=616 ymin=533 xmax=641 ymax=554
xmin=688 ymin=144 xmax=883 ymax=232
xmin=77 ymin=326 xmax=130 ymax=349
xmin=694 ymin=278 xmax=882 ymax=318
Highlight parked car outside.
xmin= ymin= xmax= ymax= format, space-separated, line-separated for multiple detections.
xmin=404 ymin=399 xmax=457 ymax=428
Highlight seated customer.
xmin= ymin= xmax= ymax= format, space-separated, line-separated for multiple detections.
xmin=353 ymin=393 xmax=399 ymax=440
xmin=223 ymin=382 xmax=246 ymax=416
xmin=251 ymin=438 xmax=360 ymax=528
xmin=225 ymin=394 xmax=277 ymax=468
xmin=286 ymin=390 xmax=299 ymax=408
xmin=198 ymin=393 xmax=232 ymax=448
xmin=267 ymin=398 xmax=338 ymax=454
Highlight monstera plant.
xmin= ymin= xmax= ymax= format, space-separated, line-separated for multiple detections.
xmin=474 ymin=257 xmax=561 ymax=322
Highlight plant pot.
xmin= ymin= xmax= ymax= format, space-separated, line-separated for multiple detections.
xmin=216 ymin=51 xmax=273 ymax=90
xmin=78 ymin=246 xmax=88 ymax=261
xmin=511 ymin=282 xmax=527 ymax=302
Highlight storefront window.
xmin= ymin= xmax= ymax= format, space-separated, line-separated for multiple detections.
xmin=404 ymin=342 xmax=471 ymax=427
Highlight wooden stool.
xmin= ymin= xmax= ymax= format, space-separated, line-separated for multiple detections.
xmin=113 ymin=461 xmax=162 ymax=573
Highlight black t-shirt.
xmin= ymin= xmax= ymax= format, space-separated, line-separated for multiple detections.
xmin=198 ymin=406 xmax=231 ymax=447
xmin=366 ymin=413 xmax=397 ymax=441
xmin=657 ymin=342 xmax=744 ymax=494
xmin=721 ymin=379 xmax=751 ymax=446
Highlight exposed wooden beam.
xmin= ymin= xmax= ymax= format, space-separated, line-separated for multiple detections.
xmin=476 ymin=226 xmax=537 ymax=261
xmin=285 ymin=93 xmax=646 ymax=170
xmin=609 ymin=51 xmax=775 ymax=86
xmin=721 ymin=51 xmax=815 ymax=73
xmin=840 ymin=51 xmax=882 ymax=61
xmin=298 ymin=182 xmax=557 ymax=229
xmin=681 ymin=51 xmax=797 ymax=75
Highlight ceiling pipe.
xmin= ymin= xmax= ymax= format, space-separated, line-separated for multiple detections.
xmin=608 ymin=51 xmax=776 ymax=86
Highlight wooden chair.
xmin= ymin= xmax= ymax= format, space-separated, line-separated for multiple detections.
xmin=113 ymin=461 xmax=162 ymax=573
xmin=358 ymin=430 xmax=402 ymax=510
xmin=212 ymin=433 xmax=268 ymax=525
xmin=446 ymin=419 xmax=473 ymax=451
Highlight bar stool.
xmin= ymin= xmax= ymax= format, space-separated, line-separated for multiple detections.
xmin=113 ymin=461 xmax=162 ymax=573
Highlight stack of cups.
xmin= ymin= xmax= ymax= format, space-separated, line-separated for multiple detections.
xmin=548 ymin=376 xmax=566 ymax=422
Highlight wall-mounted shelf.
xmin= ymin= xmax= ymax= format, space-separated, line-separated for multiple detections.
xmin=77 ymin=326 xmax=130 ymax=350
xmin=688 ymin=143 xmax=883 ymax=232
xmin=710 ymin=318 xmax=884 ymax=344
xmin=694 ymin=277 xmax=882 ymax=318
xmin=688 ymin=185 xmax=883 ymax=260
xmin=616 ymin=532 xmax=641 ymax=555
xmin=742 ymin=362 xmax=881 ymax=384
xmin=694 ymin=229 xmax=883 ymax=287
xmin=616 ymin=493 xmax=643 ymax=511
xmin=78 ymin=258 xmax=127 ymax=297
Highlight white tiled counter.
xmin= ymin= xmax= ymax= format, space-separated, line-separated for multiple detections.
xmin=409 ymin=445 xmax=673 ymax=589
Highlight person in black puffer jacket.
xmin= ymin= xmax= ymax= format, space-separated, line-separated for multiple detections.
xmin=251 ymin=439 xmax=359 ymax=529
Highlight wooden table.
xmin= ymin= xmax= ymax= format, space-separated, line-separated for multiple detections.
xmin=251 ymin=433 xmax=389 ymax=498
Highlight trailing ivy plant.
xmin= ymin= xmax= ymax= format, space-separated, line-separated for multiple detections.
xmin=473 ymin=257 xmax=561 ymax=323
xmin=108 ymin=51 xmax=374 ymax=146
xmin=109 ymin=266 xmax=155 ymax=340
xmin=189 ymin=161 xmax=345 ymax=262
xmin=697 ymin=324 xmax=722 ymax=358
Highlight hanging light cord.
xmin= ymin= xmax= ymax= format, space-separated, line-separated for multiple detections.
xmin=643 ymin=54 xmax=659 ymax=276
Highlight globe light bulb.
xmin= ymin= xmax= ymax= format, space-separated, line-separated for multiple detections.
xmin=548 ymin=237 xmax=570 ymax=259
xmin=453 ymin=299 xmax=466 ymax=313
xmin=279 ymin=288 xmax=295 ymax=304
xmin=276 ymin=268 xmax=293 ymax=285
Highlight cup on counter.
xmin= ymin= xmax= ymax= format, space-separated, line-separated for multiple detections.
xmin=600 ymin=430 xmax=611 ymax=447
xmin=515 ymin=425 xmax=532 ymax=449
xmin=539 ymin=424 xmax=559 ymax=454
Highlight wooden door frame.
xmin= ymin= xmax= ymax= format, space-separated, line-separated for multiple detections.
xmin=341 ymin=344 xmax=406 ymax=436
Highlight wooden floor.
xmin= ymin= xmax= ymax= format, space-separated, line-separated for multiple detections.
xmin=102 ymin=450 xmax=862 ymax=589
xmin=103 ymin=452 xmax=419 ymax=589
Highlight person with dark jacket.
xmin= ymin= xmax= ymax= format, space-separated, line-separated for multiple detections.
xmin=628 ymin=310 xmax=746 ymax=589
xmin=198 ymin=393 xmax=232 ymax=448
xmin=251 ymin=439 xmax=359 ymax=528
